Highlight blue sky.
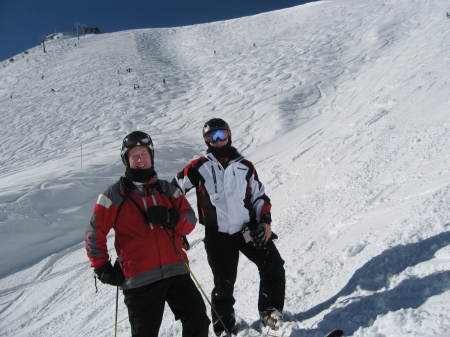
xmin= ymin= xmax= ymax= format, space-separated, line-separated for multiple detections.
xmin=0 ymin=0 xmax=315 ymax=62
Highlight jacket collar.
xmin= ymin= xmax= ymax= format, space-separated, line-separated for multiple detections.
xmin=119 ymin=175 xmax=158 ymax=195
xmin=205 ymin=151 xmax=243 ymax=166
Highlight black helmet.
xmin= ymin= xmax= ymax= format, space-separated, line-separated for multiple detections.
xmin=202 ymin=118 xmax=231 ymax=137
xmin=120 ymin=131 xmax=154 ymax=166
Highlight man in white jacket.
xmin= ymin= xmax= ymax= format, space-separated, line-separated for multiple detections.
xmin=174 ymin=118 xmax=285 ymax=336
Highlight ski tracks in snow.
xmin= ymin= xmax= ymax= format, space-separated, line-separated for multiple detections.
xmin=1 ymin=1 xmax=450 ymax=336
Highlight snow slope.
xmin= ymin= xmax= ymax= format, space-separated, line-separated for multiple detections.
xmin=0 ymin=0 xmax=449 ymax=336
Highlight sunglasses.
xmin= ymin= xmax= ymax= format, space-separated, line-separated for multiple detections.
xmin=204 ymin=129 xmax=229 ymax=143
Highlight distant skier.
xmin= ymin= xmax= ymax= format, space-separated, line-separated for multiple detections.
xmin=174 ymin=118 xmax=286 ymax=336
xmin=85 ymin=131 xmax=210 ymax=337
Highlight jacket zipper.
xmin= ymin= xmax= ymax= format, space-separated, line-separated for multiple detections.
xmin=150 ymin=194 xmax=158 ymax=206
xmin=147 ymin=188 xmax=164 ymax=273
xmin=211 ymin=166 xmax=218 ymax=193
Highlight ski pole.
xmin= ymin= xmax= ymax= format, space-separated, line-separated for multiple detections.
xmin=182 ymin=262 xmax=233 ymax=336
xmin=114 ymin=285 xmax=119 ymax=337
xmin=163 ymin=229 xmax=232 ymax=337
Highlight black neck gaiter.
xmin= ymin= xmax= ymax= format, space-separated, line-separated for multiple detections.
xmin=125 ymin=167 xmax=156 ymax=183
xmin=207 ymin=143 xmax=241 ymax=159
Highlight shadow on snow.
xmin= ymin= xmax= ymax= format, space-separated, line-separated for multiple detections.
xmin=288 ymin=229 xmax=450 ymax=336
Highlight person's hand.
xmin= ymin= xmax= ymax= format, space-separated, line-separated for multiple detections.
xmin=250 ymin=223 xmax=271 ymax=248
xmin=262 ymin=223 xmax=272 ymax=241
xmin=94 ymin=260 xmax=125 ymax=286
xmin=147 ymin=206 xmax=179 ymax=229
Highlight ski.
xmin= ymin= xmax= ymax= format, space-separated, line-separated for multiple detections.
xmin=223 ymin=319 xmax=344 ymax=337
xmin=260 ymin=327 xmax=344 ymax=337
xmin=325 ymin=330 xmax=344 ymax=337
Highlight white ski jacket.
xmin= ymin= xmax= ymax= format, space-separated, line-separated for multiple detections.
xmin=174 ymin=150 xmax=271 ymax=235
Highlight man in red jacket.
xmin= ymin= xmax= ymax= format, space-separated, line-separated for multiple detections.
xmin=85 ymin=131 xmax=210 ymax=337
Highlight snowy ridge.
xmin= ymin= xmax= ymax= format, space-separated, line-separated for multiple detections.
xmin=0 ymin=0 xmax=449 ymax=336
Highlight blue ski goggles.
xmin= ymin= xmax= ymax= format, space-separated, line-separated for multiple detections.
xmin=204 ymin=129 xmax=230 ymax=143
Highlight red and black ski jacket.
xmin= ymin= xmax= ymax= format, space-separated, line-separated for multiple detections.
xmin=85 ymin=175 xmax=197 ymax=289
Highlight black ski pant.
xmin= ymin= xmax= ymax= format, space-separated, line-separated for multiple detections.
xmin=204 ymin=229 xmax=285 ymax=334
xmin=123 ymin=274 xmax=210 ymax=337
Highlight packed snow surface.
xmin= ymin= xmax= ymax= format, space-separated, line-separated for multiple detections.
xmin=0 ymin=0 xmax=449 ymax=336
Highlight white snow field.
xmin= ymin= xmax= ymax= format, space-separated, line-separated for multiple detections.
xmin=1 ymin=0 xmax=449 ymax=336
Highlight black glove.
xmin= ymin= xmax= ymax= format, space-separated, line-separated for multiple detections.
xmin=147 ymin=206 xmax=179 ymax=229
xmin=250 ymin=223 xmax=267 ymax=249
xmin=94 ymin=260 xmax=125 ymax=286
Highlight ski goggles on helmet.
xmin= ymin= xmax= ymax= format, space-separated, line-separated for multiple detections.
xmin=204 ymin=129 xmax=230 ymax=143
xmin=123 ymin=134 xmax=153 ymax=149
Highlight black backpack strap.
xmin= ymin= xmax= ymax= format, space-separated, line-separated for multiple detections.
xmin=113 ymin=177 xmax=148 ymax=229
xmin=112 ymin=195 xmax=128 ymax=230
xmin=127 ymin=195 xmax=149 ymax=223
xmin=154 ymin=180 xmax=165 ymax=195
